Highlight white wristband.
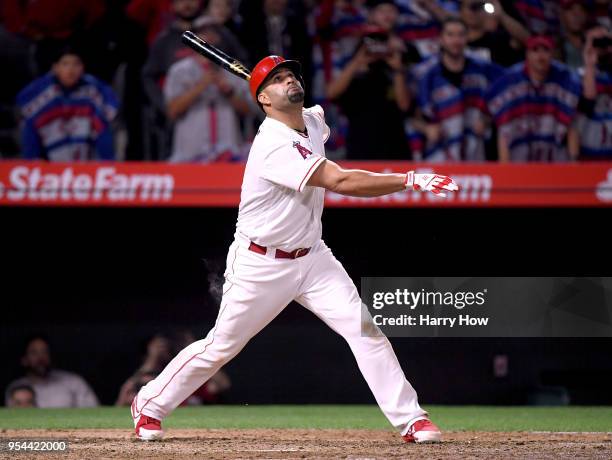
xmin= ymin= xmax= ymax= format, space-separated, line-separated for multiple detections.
xmin=405 ymin=170 xmax=414 ymax=190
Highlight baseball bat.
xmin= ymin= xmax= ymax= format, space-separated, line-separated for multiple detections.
xmin=181 ymin=31 xmax=251 ymax=81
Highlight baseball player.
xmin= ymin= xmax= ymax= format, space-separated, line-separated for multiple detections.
xmin=131 ymin=55 xmax=458 ymax=443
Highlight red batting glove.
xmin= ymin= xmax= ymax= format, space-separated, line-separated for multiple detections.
xmin=405 ymin=170 xmax=459 ymax=197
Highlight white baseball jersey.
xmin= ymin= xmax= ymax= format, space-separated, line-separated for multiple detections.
xmin=134 ymin=104 xmax=427 ymax=438
xmin=237 ymin=106 xmax=330 ymax=251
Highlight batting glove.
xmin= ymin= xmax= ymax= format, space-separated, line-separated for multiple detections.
xmin=405 ymin=171 xmax=459 ymax=197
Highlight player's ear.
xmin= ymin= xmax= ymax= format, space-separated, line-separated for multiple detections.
xmin=257 ymin=90 xmax=271 ymax=107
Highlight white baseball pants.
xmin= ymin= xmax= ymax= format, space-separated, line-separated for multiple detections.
xmin=133 ymin=235 xmax=426 ymax=433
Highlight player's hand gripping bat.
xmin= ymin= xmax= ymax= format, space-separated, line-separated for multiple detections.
xmin=181 ymin=31 xmax=251 ymax=81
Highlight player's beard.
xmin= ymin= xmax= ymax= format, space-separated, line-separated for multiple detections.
xmin=288 ymin=86 xmax=305 ymax=104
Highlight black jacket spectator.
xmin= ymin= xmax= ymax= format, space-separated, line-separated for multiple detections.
xmin=238 ymin=0 xmax=312 ymax=104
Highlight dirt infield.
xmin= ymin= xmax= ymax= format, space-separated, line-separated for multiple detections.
xmin=2 ymin=428 xmax=612 ymax=459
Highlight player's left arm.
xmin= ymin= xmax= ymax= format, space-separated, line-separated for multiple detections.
xmin=307 ymin=159 xmax=458 ymax=197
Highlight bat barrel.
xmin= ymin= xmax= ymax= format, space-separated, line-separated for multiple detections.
xmin=181 ymin=31 xmax=209 ymax=53
xmin=181 ymin=31 xmax=251 ymax=81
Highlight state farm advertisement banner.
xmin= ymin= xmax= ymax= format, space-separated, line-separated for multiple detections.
xmin=0 ymin=161 xmax=611 ymax=207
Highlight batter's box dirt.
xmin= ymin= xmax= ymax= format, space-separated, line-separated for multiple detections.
xmin=3 ymin=428 xmax=612 ymax=459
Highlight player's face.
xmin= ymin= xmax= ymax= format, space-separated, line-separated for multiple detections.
xmin=53 ymin=55 xmax=84 ymax=88
xmin=259 ymin=69 xmax=304 ymax=109
xmin=440 ymin=23 xmax=468 ymax=58
xmin=22 ymin=339 xmax=51 ymax=377
xmin=527 ymin=46 xmax=552 ymax=75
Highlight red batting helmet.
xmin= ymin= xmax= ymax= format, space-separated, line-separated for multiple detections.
xmin=249 ymin=55 xmax=303 ymax=103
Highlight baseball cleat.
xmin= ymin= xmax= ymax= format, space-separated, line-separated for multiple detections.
xmin=402 ymin=419 xmax=442 ymax=443
xmin=134 ymin=414 xmax=164 ymax=441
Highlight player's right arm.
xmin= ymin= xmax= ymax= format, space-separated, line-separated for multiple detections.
xmin=307 ymin=159 xmax=458 ymax=197
xmin=308 ymin=159 xmax=405 ymax=197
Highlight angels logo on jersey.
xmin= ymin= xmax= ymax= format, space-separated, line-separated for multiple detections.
xmin=293 ymin=141 xmax=313 ymax=159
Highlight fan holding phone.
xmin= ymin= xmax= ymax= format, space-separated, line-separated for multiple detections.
xmin=459 ymin=0 xmax=530 ymax=67
xmin=576 ymin=24 xmax=612 ymax=160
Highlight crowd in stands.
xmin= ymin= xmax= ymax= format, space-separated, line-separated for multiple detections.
xmin=5 ymin=334 xmax=231 ymax=408
xmin=0 ymin=0 xmax=611 ymax=162
xmin=5 ymin=335 xmax=99 ymax=408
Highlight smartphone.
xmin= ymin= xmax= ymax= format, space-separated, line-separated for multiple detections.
xmin=363 ymin=36 xmax=390 ymax=56
xmin=593 ymin=36 xmax=612 ymax=48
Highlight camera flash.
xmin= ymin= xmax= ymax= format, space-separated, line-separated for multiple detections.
xmin=484 ymin=2 xmax=495 ymax=13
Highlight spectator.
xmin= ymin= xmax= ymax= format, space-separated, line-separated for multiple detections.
xmin=116 ymin=331 xmax=231 ymax=406
xmin=0 ymin=0 xmax=106 ymax=73
xmin=559 ymin=0 xmax=591 ymax=71
xmin=238 ymin=0 xmax=312 ymax=101
xmin=594 ymin=0 xmax=612 ymax=29
xmin=514 ymin=0 xmax=560 ymax=36
xmin=312 ymin=0 xmax=368 ymax=104
xmin=116 ymin=370 xmax=158 ymax=406
xmin=311 ymin=1 xmax=369 ymax=156
xmin=164 ymin=17 xmax=252 ymax=162
xmin=487 ymin=35 xmax=582 ymax=162
xmin=126 ymin=0 xmax=174 ymax=45
xmin=460 ymin=0 xmax=529 ymax=67
xmin=204 ymin=0 xmax=241 ymax=36
xmin=5 ymin=383 xmax=36 ymax=408
xmin=577 ymin=25 xmax=612 ymax=159
xmin=412 ymin=17 xmax=503 ymax=162
xmin=5 ymin=336 xmax=99 ymax=408
xmin=327 ymin=0 xmax=417 ymax=159
xmin=142 ymin=0 xmax=206 ymax=115
xmin=16 ymin=46 xmax=119 ymax=161
xmin=395 ymin=0 xmax=455 ymax=59
xmin=142 ymin=0 xmax=249 ymax=159
xmin=137 ymin=333 xmax=174 ymax=375
xmin=115 ymin=333 xmax=172 ymax=406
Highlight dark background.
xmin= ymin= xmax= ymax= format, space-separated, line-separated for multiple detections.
xmin=1 ymin=207 xmax=611 ymax=405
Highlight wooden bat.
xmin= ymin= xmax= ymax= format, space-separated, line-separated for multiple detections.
xmin=181 ymin=31 xmax=251 ymax=81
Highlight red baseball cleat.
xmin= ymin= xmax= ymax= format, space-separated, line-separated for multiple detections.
xmin=402 ymin=419 xmax=442 ymax=443
xmin=134 ymin=414 xmax=164 ymax=440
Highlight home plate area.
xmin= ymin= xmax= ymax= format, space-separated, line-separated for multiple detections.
xmin=3 ymin=429 xmax=612 ymax=459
